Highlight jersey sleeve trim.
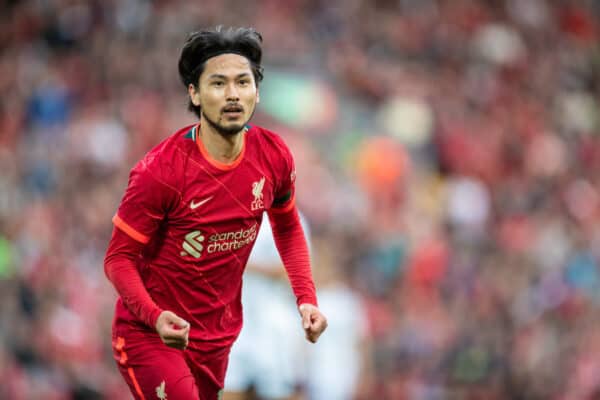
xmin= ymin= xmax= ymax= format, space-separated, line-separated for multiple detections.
xmin=273 ymin=190 xmax=293 ymax=206
xmin=269 ymin=194 xmax=296 ymax=214
xmin=112 ymin=214 xmax=150 ymax=244
xmin=195 ymin=123 xmax=247 ymax=170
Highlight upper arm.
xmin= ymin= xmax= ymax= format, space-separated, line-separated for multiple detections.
xmin=113 ymin=161 xmax=180 ymax=244
xmin=269 ymin=140 xmax=296 ymax=214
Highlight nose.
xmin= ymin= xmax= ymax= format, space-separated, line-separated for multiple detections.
xmin=225 ymin=82 xmax=239 ymax=102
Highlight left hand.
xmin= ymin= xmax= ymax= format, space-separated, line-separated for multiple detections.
xmin=298 ymin=303 xmax=328 ymax=343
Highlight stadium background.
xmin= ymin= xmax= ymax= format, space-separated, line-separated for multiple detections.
xmin=1 ymin=0 xmax=600 ymax=398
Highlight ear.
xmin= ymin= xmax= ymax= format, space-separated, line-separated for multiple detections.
xmin=256 ymin=90 xmax=260 ymax=104
xmin=188 ymin=84 xmax=201 ymax=106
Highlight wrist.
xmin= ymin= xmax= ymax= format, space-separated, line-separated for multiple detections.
xmin=297 ymin=297 xmax=318 ymax=308
xmin=148 ymin=307 xmax=164 ymax=330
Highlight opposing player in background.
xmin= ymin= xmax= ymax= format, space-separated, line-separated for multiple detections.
xmin=224 ymin=212 xmax=312 ymax=400
xmin=225 ymin=219 xmax=369 ymax=400
xmin=103 ymin=26 xmax=327 ymax=400
xmin=303 ymin=237 xmax=369 ymax=400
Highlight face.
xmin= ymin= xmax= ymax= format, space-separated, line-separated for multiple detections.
xmin=189 ymin=53 xmax=259 ymax=136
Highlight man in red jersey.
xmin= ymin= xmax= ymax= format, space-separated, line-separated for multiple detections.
xmin=104 ymin=26 xmax=327 ymax=400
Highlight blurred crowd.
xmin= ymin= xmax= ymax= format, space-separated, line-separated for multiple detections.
xmin=1 ymin=0 xmax=600 ymax=399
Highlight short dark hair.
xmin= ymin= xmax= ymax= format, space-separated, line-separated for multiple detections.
xmin=178 ymin=26 xmax=264 ymax=118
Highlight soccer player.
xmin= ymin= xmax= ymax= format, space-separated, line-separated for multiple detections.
xmin=103 ymin=26 xmax=327 ymax=400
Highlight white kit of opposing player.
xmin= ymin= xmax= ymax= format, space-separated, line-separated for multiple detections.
xmin=304 ymin=285 xmax=367 ymax=400
xmin=300 ymin=237 xmax=368 ymax=400
xmin=225 ymin=212 xmax=311 ymax=399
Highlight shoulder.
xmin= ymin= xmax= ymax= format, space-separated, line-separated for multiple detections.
xmin=131 ymin=124 xmax=196 ymax=189
xmin=246 ymin=124 xmax=294 ymax=162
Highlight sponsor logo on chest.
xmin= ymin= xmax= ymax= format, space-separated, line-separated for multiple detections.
xmin=180 ymin=223 xmax=258 ymax=259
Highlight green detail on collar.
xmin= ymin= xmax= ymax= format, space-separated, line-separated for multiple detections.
xmin=184 ymin=127 xmax=195 ymax=140
xmin=186 ymin=124 xmax=249 ymax=139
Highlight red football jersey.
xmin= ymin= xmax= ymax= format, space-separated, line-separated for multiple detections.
xmin=112 ymin=123 xmax=297 ymax=350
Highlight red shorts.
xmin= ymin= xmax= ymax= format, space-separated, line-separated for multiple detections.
xmin=112 ymin=328 xmax=229 ymax=400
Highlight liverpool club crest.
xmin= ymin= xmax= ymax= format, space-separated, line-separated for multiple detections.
xmin=251 ymin=177 xmax=265 ymax=211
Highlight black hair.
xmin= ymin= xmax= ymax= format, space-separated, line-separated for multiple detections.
xmin=178 ymin=26 xmax=264 ymax=118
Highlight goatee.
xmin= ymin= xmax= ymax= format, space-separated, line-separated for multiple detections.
xmin=202 ymin=111 xmax=244 ymax=137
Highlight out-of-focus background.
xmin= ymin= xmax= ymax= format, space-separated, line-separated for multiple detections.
xmin=1 ymin=0 xmax=599 ymax=399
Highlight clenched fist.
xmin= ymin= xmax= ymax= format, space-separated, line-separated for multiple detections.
xmin=299 ymin=303 xmax=328 ymax=343
xmin=155 ymin=310 xmax=190 ymax=350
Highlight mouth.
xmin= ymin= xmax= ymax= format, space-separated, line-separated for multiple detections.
xmin=222 ymin=105 xmax=244 ymax=118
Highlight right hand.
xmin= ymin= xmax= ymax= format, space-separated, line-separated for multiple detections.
xmin=155 ymin=310 xmax=190 ymax=350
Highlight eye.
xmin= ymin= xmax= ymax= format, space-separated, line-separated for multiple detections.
xmin=239 ymin=79 xmax=250 ymax=86
xmin=212 ymin=81 xmax=224 ymax=87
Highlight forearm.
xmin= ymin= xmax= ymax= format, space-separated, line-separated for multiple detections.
xmin=104 ymin=227 xmax=162 ymax=328
xmin=268 ymin=207 xmax=318 ymax=306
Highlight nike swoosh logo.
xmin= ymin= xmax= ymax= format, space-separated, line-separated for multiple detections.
xmin=190 ymin=196 xmax=213 ymax=210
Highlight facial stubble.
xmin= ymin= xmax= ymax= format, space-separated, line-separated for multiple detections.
xmin=201 ymin=105 xmax=256 ymax=137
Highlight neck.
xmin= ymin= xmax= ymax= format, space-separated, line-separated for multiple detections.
xmin=198 ymin=119 xmax=245 ymax=163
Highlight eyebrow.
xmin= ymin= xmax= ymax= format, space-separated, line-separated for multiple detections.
xmin=207 ymin=73 xmax=251 ymax=80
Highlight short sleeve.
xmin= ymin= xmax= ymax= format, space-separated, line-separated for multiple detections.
xmin=269 ymin=140 xmax=296 ymax=214
xmin=113 ymin=160 xmax=179 ymax=244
